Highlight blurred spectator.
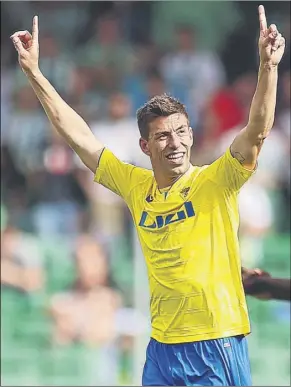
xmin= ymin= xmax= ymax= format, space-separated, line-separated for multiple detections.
xmin=77 ymin=14 xmax=136 ymax=90
xmin=277 ymin=71 xmax=290 ymax=138
xmin=127 ymin=70 xmax=189 ymax=113
xmin=194 ymin=71 xmax=257 ymax=164
xmin=145 ymin=71 xmax=167 ymax=99
xmin=1 ymin=224 xmax=44 ymax=293
xmin=199 ymin=72 xmax=256 ymax=146
xmin=27 ymin=130 xmax=87 ymax=237
xmin=276 ymin=70 xmax=291 ymax=232
xmin=1 ymin=68 xmax=13 ymax=139
xmin=50 ymin=234 xmax=122 ymax=384
xmin=50 ymin=234 xmax=122 ymax=346
xmin=160 ymin=25 xmax=226 ymax=126
xmin=5 ymin=86 xmax=48 ymax=175
xmin=1 ymin=145 xmax=29 ymax=230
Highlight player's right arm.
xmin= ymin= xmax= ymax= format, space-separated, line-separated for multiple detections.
xmin=11 ymin=16 xmax=103 ymax=173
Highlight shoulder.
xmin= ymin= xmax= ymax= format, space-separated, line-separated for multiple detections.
xmin=189 ymin=163 xmax=210 ymax=179
xmin=127 ymin=166 xmax=154 ymax=195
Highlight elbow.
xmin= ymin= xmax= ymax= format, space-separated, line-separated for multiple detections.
xmin=247 ymin=111 xmax=275 ymax=139
xmin=245 ymin=122 xmax=272 ymax=146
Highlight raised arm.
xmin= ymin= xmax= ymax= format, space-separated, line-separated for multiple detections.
xmin=230 ymin=5 xmax=285 ymax=170
xmin=10 ymin=16 xmax=104 ymax=173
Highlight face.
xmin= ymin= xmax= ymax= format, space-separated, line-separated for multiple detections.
xmin=140 ymin=113 xmax=193 ymax=184
xmin=108 ymin=93 xmax=131 ymax=120
xmin=177 ymin=29 xmax=194 ymax=50
xmin=76 ymin=237 xmax=108 ymax=288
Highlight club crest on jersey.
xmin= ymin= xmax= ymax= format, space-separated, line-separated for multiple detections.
xmin=180 ymin=187 xmax=190 ymax=199
xmin=138 ymin=201 xmax=195 ymax=229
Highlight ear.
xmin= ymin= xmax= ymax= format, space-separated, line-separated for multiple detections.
xmin=189 ymin=127 xmax=194 ymax=147
xmin=139 ymin=137 xmax=151 ymax=156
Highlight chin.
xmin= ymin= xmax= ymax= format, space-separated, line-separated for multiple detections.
xmin=168 ymin=163 xmax=188 ymax=175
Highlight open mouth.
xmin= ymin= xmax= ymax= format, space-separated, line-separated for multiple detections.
xmin=165 ymin=152 xmax=185 ymax=163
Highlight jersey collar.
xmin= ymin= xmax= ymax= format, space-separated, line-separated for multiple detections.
xmin=153 ymin=164 xmax=194 ymax=201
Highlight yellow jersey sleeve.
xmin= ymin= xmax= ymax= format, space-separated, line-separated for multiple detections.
xmin=204 ymin=147 xmax=255 ymax=191
xmin=94 ymin=148 xmax=150 ymax=202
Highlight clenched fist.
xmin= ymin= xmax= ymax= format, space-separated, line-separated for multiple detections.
xmin=258 ymin=5 xmax=285 ymax=66
xmin=10 ymin=16 xmax=39 ymax=74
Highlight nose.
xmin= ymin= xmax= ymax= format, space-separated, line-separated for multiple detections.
xmin=168 ymin=132 xmax=181 ymax=149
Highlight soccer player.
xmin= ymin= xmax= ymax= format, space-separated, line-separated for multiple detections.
xmin=11 ymin=5 xmax=285 ymax=386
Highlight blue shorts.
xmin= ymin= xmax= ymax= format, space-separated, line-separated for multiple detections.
xmin=142 ymin=335 xmax=252 ymax=386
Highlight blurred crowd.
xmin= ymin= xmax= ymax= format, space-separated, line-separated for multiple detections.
xmin=1 ymin=1 xmax=290 ymax=386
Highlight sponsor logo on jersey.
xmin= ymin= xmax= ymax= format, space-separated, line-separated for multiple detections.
xmin=139 ymin=201 xmax=195 ymax=229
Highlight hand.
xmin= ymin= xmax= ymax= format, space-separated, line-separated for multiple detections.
xmin=10 ymin=16 xmax=39 ymax=75
xmin=242 ymin=267 xmax=272 ymax=300
xmin=258 ymin=5 xmax=285 ymax=66
xmin=242 ymin=267 xmax=271 ymax=283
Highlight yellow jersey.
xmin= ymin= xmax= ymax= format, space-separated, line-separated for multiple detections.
xmin=94 ymin=147 xmax=255 ymax=344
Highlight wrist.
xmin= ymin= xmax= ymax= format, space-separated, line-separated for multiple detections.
xmin=259 ymin=61 xmax=278 ymax=71
xmin=25 ymin=67 xmax=42 ymax=79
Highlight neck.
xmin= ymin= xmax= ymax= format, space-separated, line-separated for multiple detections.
xmin=154 ymin=165 xmax=191 ymax=189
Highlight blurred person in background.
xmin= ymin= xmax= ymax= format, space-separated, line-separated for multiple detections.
xmin=276 ymin=70 xmax=291 ymax=232
xmin=77 ymin=13 xmax=136 ymax=92
xmin=1 ymin=145 xmax=29 ymax=229
xmin=49 ymin=234 xmax=122 ymax=384
xmin=65 ymin=65 xmax=108 ymax=122
xmin=197 ymin=71 xmax=257 ymax=152
xmin=4 ymin=85 xmax=48 ymax=175
xmin=10 ymin=6 xmax=286 ymax=386
xmin=1 ymin=222 xmax=44 ymax=293
xmin=1 ymin=210 xmax=46 ymax=385
xmin=25 ymin=129 xmax=87 ymax=238
xmin=160 ymin=24 xmax=226 ymax=126
xmin=277 ymin=71 xmax=290 ymax=137
xmin=128 ymin=70 xmax=189 ymax=114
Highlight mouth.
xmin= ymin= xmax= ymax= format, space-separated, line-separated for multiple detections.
xmin=165 ymin=152 xmax=185 ymax=164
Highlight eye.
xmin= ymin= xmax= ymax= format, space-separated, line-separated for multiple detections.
xmin=177 ymin=128 xmax=187 ymax=136
xmin=157 ymin=133 xmax=168 ymax=140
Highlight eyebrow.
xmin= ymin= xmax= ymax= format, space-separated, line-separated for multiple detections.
xmin=154 ymin=125 xmax=187 ymax=137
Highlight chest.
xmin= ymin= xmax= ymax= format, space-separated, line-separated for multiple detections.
xmin=132 ymin=182 xmax=238 ymax=249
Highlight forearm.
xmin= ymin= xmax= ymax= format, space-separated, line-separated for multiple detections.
xmin=262 ymin=277 xmax=291 ymax=301
xmin=230 ymin=63 xmax=278 ymax=168
xmin=246 ymin=63 xmax=278 ymax=141
xmin=25 ymin=69 xmax=103 ymax=171
xmin=244 ymin=273 xmax=291 ymax=301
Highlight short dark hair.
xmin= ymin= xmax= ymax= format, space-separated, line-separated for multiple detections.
xmin=136 ymin=94 xmax=189 ymax=139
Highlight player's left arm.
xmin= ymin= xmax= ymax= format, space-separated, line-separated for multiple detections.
xmin=230 ymin=5 xmax=285 ymax=170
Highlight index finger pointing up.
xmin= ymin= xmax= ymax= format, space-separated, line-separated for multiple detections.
xmin=258 ymin=5 xmax=267 ymax=33
xmin=32 ymin=15 xmax=39 ymax=43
